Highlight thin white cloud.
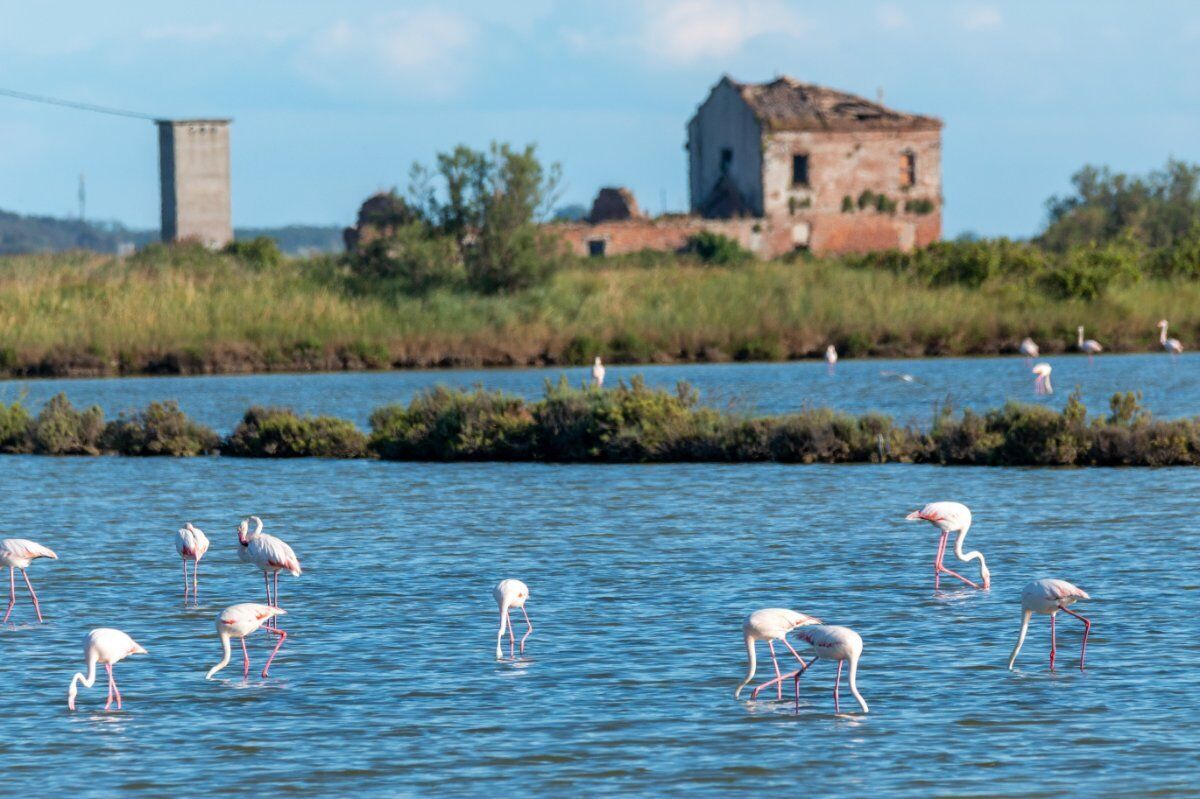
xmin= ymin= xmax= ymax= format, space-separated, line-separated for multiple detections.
xmin=961 ymin=5 xmax=1003 ymax=32
xmin=305 ymin=8 xmax=477 ymax=98
xmin=639 ymin=0 xmax=808 ymax=64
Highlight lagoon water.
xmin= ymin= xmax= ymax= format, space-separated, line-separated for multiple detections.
xmin=1 ymin=362 xmax=1199 ymax=797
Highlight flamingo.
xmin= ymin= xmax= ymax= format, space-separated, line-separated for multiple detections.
xmin=824 ymin=345 xmax=838 ymax=373
xmin=1019 ymin=337 xmax=1039 ymax=360
xmin=67 ymin=628 xmax=147 ymax=711
xmin=1008 ymin=578 xmax=1092 ymax=671
xmin=0 ymin=538 xmax=58 ymax=624
xmin=591 ymin=356 xmax=606 ymax=388
xmin=206 ymin=603 xmax=288 ymax=680
xmin=1077 ymin=326 xmax=1102 ymax=362
xmin=756 ymin=625 xmax=868 ymax=714
xmin=237 ymin=516 xmax=301 ymax=615
xmin=1032 ymin=362 xmax=1053 ymax=395
xmin=904 ymin=502 xmax=990 ymax=590
xmin=495 ymin=579 xmax=532 ymax=659
xmin=1157 ymin=319 xmax=1183 ymax=356
xmin=175 ymin=522 xmax=210 ymax=604
xmin=735 ymin=608 xmax=821 ymax=700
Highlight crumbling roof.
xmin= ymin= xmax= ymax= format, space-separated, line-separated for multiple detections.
xmin=726 ymin=75 xmax=941 ymax=133
xmin=588 ymin=187 xmax=644 ymax=223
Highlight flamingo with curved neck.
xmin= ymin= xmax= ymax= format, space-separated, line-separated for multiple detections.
xmin=1158 ymin=319 xmax=1183 ymax=356
xmin=68 ymin=628 xmax=147 ymax=711
xmin=905 ymin=502 xmax=990 ymax=590
xmin=206 ymin=603 xmax=288 ymax=680
xmin=1077 ymin=326 xmax=1102 ymax=362
xmin=750 ymin=625 xmax=869 ymax=714
xmin=736 ymin=607 xmax=820 ymax=699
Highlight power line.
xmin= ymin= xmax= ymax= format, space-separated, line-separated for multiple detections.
xmin=0 ymin=86 xmax=157 ymax=121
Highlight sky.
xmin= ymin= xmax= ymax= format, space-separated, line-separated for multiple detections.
xmin=2 ymin=1 xmax=1200 ymax=237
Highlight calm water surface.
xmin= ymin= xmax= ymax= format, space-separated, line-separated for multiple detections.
xmin=0 ymin=454 xmax=1197 ymax=797
xmin=0 ymin=351 xmax=1196 ymax=431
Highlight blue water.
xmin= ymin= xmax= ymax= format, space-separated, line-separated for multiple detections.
xmin=0 ymin=351 xmax=1195 ymax=432
xmin=1 ymin=449 xmax=1197 ymax=796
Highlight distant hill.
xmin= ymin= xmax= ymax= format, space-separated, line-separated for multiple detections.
xmin=0 ymin=209 xmax=344 ymax=256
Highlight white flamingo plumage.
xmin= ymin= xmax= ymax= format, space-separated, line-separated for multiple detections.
xmin=237 ymin=516 xmax=301 ymax=613
xmin=904 ymin=502 xmax=990 ymax=590
xmin=67 ymin=628 xmax=147 ymax=711
xmin=1077 ymin=326 xmax=1103 ymax=362
xmin=1032 ymin=362 xmax=1053 ymax=394
xmin=591 ymin=356 xmax=606 ymax=388
xmin=206 ymin=603 xmax=288 ymax=680
xmin=1008 ymin=579 xmax=1092 ymax=671
xmin=1158 ymin=319 xmax=1183 ymax=356
xmin=495 ymin=579 xmax=532 ymax=659
xmin=759 ymin=625 xmax=868 ymax=714
xmin=735 ymin=607 xmax=821 ymax=699
xmin=175 ymin=522 xmax=210 ymax=603
xmin=824 ymin=345 xmax=838 ymax=373
xmin=1019 ymin=337 xmax=1039 ymax=359
xmin=0 ymin=538 xmax=58 ymax=624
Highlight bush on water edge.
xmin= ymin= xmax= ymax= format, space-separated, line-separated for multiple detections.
xmin=1 ymin=383 xmax=1199 ymax=466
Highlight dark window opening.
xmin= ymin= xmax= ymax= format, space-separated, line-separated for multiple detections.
xmin=720 ymin=147 xmax=733 ymax=174
xmin=587 ymin=238 xmax=607 ymax=257
xmin=900 ymin=152 xmax=916 ymax=188
xmin=792 ymin=153 xmax=810 ymax=186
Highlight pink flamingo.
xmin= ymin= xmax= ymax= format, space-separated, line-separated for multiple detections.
xmin=757 ymin=625 xmax=868 ymax=714
xmin=1008 ymin=578 xmax=1092 ymax=671
xmin=1158 ymin=319 xmax=1183 ymax=356
xmin=1032 ymin=362 xmax=1052 ymax=394
xmin=735 ymin=607 xmax=821 ymax=699
xmin=67 ymin=628 xmax=148 ymax=711
xmin=905 ymin=502 xmax=990 ymax=590
xmin=1077 ymin=326 xmax=1102 ymax=363
xmin=825 ymin=345 xmax=838 ymax=374
xmin=175 ymin=522 xmax=210 ymax=604
xmin=206 ymin=603 xmax=288 ymax=680
xmin=0 ymin=538 xmax=58 ymax=624
xmin=591 ymin=357 xmax=606 ymax=388
xmin=495 ymin=579 xmax=532 ymax=659
xmin=237 ymin=516 xmax=301 ymax=616
xmin=1019 ymin=337 xmax=1039 ymax=362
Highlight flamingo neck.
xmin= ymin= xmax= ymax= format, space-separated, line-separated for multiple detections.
xmin=495 ymin=602 xmax=510 ymax=659
xmin=952 ymin=524 xmax=989 ymax=587
xmin=847 ymin=654 xmax=868 ymax=713
xmin=735 ymin=633 xmax=757 ymax=698
xmin=68 ymin=656 xmax=97 ymax=708
xmin=1008 ymin=609 xmax=1033 ymax=670
xmin=1161 ymin=325 xmax=1168 ymax=344
xmin=207 ymin=633 xmax=232 ymax=680
xmin=1078 ymin=328 xmax=1084 ymax=346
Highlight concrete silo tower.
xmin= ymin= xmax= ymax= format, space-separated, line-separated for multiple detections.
xmin=156 ymin=118 xmax=232 ymax=246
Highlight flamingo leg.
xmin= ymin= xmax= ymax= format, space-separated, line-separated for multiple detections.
xmin=768 ymin=640 xmax=783 ymax=699
xmin=241 ymin=637 xmax=250 ymax=678
xmin=933 ymin=531 xmax=948 ymax=589
xmin=20 ymin=570 xmax=42 ymax=623
xmin=262 ymin=627 xmax=287 ymax=678
xmin=779 ymin=637 xmax=809 ymax=670
xmin=792 ymin=657 xmax=817 ymax=713
xmin=1050 ymin=613 xmax=1057 ymax=671
xmin=936 ymin=565 xmax=982 ymax=590
xmin=183 ymin=560 xmax=190 ymax=600
xmin=193 ymin=559 xmax=200 ymax=603
xmin=105 ymin=663 xmax=115 ymax=711
xmin=1060 ymin=607 xmax=1091 ymax=670
xmin=274 ymin=572 xmax=280 ymax=608
xmin=4 ymin=567 xmax=14 ymax=624
xmin=263 ymin=572 xmax=277 ymax=631
xmin=507 ymin=610 xmax=516 ymax=658
xmin=111 ymin=669 xmax=122 ymax=710
xmin=519 ymin=606 xmax=533 ymax=655
xmin=833 ymin=660 xmax=843 ymax=714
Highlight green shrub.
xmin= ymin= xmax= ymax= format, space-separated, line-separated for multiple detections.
xmin=369 ymin=386 xmax=534 ymax=460
xmin=683 ymin=231 xmax=752 ymax=265
xmin=224 ymin=236 xmax=283 ymax=270
xmin=0 ymin=400 xmax=31 ymax=453
xmin=223 ymin=407 xmax=367 ymax=457
xmin=102 ymin=401 xmax=220 ymax=456
xmin=29 ymin=393 xmax=104 ymax=455
xmin=349 ymin=226 xmax=465 ymax=293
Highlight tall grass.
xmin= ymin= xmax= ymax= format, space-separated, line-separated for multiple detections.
xmin=0 ymin=248 xmax=1196 ymax=376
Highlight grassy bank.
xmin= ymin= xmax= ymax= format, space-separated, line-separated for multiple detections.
xmin=0 ymin=247 xmax=1196 ymax=377
xmin=4 ymin=380 xmax=1198 ymax=466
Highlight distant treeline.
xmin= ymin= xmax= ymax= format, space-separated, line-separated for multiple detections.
xmin=0 ymin=209 xmax=343 ymax=255
xmin=3 ymin=379 xmax=1198 ymax=467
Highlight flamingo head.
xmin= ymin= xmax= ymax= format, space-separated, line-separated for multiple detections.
xmin=236 ymin=518 xmax=249 ymax=545
xmin=1158 ymin=319 xmax=1169 ymax=328
xmin=594 ymin=356 xmax=602 ymax=366
xmin=905 ymin=509 xmax=926 ymax=522
xmin=980 ymin=564 xmax=991 ymax=590
xmin=129 ymin=640 xmax=148 ymax=656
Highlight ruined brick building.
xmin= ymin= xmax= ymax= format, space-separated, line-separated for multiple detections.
xmin=557 ymin=75 xmax=942 ymax=258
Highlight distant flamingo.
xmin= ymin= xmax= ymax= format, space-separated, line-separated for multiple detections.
xmin=1032 ymin=362 xmax=1053 ymax=394
xmin=67 ymin=628 xmax=147 ymax=711
xmin=1008 ymin=578 xmax=1092 ymax=671
xmin=757 ymin=625 xmax=868 ymax=714
xmin=1158 ymin=319 xmax=1183 ymax=356
xmin=237 ymin=516 xmax=301 ymax=616
xmin=1019 ymin=337 xmax=1039 ymax=361
xmin=206 ymin=603 xmax=288 ymax=680
xmin=824 ymin=345 xmax=838 ymax=373
xmin=904 ymin=502 xmax=990 ymax=590
xmin=591 ymin=356 xmax=606 ymax=388
xmin=175 ymin=522 xmax=210 ymax=603
xmin=1077 ymin=326 xmax=1103 ymax=362
xmin=495 ymin=579 xmax=532 ymax=659
xmin=735 ymin=607 xmax=821 ymax=699
xmin=0 ymin=538 xmax=58 ymax=624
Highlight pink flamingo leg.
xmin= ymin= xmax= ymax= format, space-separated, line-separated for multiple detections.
xmin=105 ymin=663 xmax=115 ymax=710
xmin=263 ymin=572 xmax=278 ymax=631
xmin=937 ymin=565 xmax=982 ymax=590
xmin=933 ymin=531 xmax=948 ymax=589
xmin=768 ymin=640 xmax=784 ymax=699
xmin=792 ymin=658 xmax=816 ymax=713
xmin=112 ymin=671 xmax=122 ymax=710
xmin=752 ymin=638 xmax=812 ymax=699
xmin=20 ymin=570 xmax=42 ymax=623
xmin=241 ymin=637 xmax=251 ymax=678
xmin=3 ymin=567 xmax=14 ymax=624
xmin=506 ymin=610 xmax=516 ymax=658
xmin=261 ymin=627 xmax=287 ymax=678
xmin=183 ymin=560 xmax=190 ymax=600
xmin=1049 ymin=612 xmax=1057 ymax=671
xmin=519 ymin=606 xmax=533 ymax=655
xmin=833 ymin=660 xmax=843 ymax=714
xmin=779 ymin=638 xmax=809 ymax=670
xmin=274 ymin=572 xmax=280 ymax=608
xmin=193 ymin=559 xmax=200 ymax=603
xmin=1060 ymin=607 xmax=1091 ymax=670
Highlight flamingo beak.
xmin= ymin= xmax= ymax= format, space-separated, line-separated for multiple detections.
xmin=905 ymin=511 xmax=923 ymax=521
